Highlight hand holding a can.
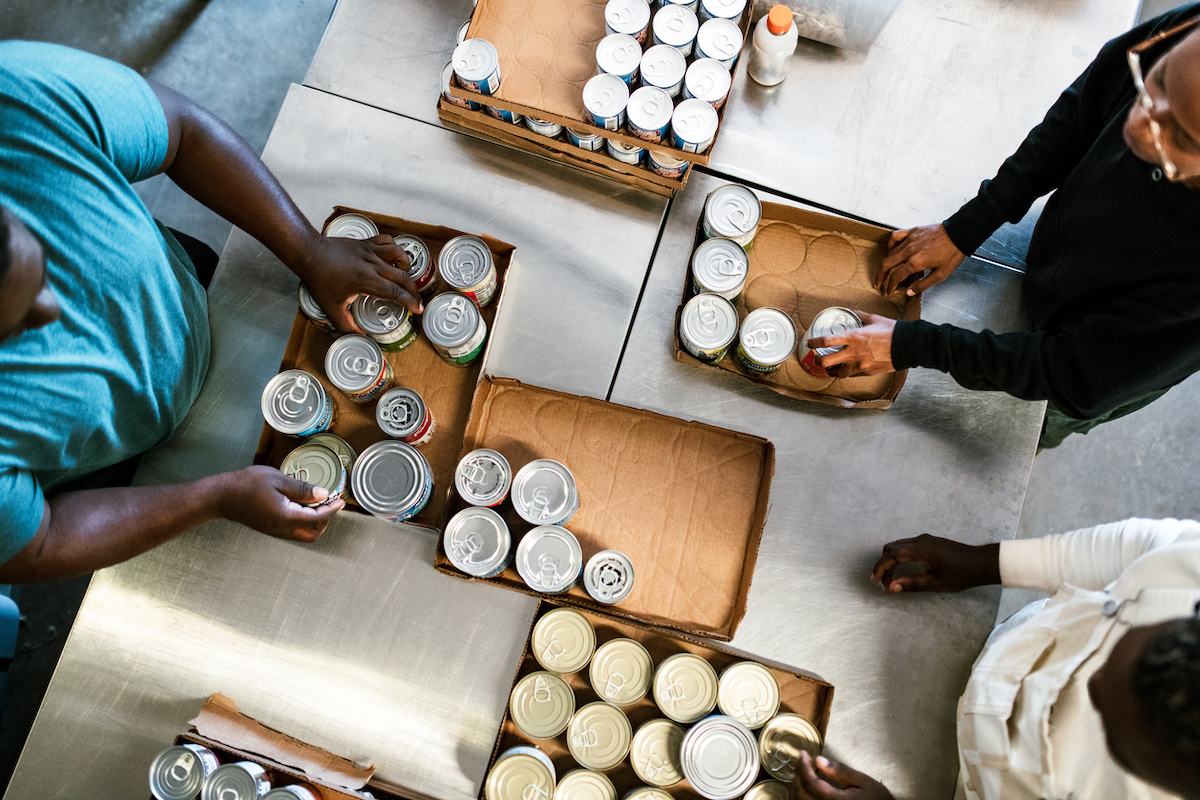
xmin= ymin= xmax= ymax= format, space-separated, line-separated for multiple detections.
xmin=217 ymin=465 xmax=345 ymax=542
xmin=869 ymin=534 xmax=1001 ymax=594
xmin=791 ymin=752 xmax=895 ymax=800
xmin=875 ymin=223 xmax=965 ymax=297
xmin=296 ymin=234 xmax=423 ymax=332
xmin=808 ymin=311 xmax=896 ymax=378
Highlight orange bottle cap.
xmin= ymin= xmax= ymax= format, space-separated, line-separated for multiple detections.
xmin=767 ymin=5 xmax=793 ymax=35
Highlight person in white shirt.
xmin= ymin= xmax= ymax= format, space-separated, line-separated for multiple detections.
xmin=791 ymin=518 xmax=1200 ymax=800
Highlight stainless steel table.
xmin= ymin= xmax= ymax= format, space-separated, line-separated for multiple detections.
xmin=607 ymin=172 xmax=1044 ymax=799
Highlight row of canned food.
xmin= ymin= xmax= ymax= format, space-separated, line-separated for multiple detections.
xmin=490 ymin=760 xmax=791 ymax=800
xmin=148 ymin=744 xmax=359 ymax=800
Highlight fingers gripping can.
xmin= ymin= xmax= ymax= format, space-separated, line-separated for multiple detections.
xmin=797 ymin=307 xmax=864 ymax=377
xmin=351 ymin=295 xmax=418 ymax=353
xmin=439 ymin=235 xmax=498 ymax=307
xmin=352 ymin=440 xmax=434 ymax=522
xmin=262 ymin=369 xmax=336 ymax=438
xmin=757 ymin=713 xmax=823 ymax=782
xmin=444 ymin=506 xmax=512 ymax=578
xmin=298 ymin=283 xmax=339 ymax=336
xmin=678 ymin=293 xmax=738 ymax=363
xmin=323 ymin=212 xmax=378 ymax=240
xmin=702 ymin=184 xmax=761 ymax=248
xmin=736 ymin=307 xmax=796 ymax=374
xmin=280 ymin=443 xmax=349 ymax=505
xmin=393 ymin=234 xmax=436 ymax=296
xmin=324 ymin=334 xmax=395 ymax=404
xmin=456 ymin=448 xmax=512 ymax=507
xmin=376 ymin=387 xmax=436 ymax=446
xmin=453 ymin=38 xmax=502 ymax=95
xmin=149 ymin=744 xmax=219 ymax=800
xmin=423 ymin=292 xmax=489 ymax=367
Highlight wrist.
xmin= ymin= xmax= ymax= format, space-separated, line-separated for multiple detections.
xmin=198 ymin=471 xmax=238 ymax=522
xmin=971 ymin=542 xmax=1002 ymax=587
xmin=279 ymin=223 xmax=325 ymax=284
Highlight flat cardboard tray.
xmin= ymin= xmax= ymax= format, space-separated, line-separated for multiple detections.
xmin=252 ymin=207 xmax=515 ymax=530
xmin=435 ymin=376 xmax=774 ymax=642
xmin=674 ymin=200 xmax=920 ymax=409
xmin=481 ymin=601 xmax=835 ymax=800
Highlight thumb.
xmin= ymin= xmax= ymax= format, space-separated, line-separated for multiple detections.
xmin=851 ymin=310 xmax=887 ymax=325
xmin=279 ymin=473 xmax=331 ymax=506
xmin=815 ymin=756 xmax=865 ymax=787
xmin=887 ymin=574 xmax=935 ymax=594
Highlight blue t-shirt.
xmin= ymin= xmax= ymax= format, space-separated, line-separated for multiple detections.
xmin=0 ymin=42 xmax=211 ymax=562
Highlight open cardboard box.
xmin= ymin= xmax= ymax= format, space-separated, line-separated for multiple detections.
xmin=253 ymin=207 xmax=515 ymax=530
xmin=436 ymin=0 xmax=752 ymax=197
xmin=482 ymin=601 xmax=834 ymax=800
xmin=674 ymin=200 xmax=920 ymax=409
xmin=435 ymin=377 xmax=774 ymax=643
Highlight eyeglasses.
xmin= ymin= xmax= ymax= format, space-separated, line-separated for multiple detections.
xmin=1127 ymin=15 xmax=1200 ymax=181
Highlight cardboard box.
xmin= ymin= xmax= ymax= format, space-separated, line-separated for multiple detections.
xmin=482 ymin=601 xmax=835 ymax=800
xmin=674 ymin=200 xmax=920 ymax=409
xmin=435 ymin=377 xmax=774 ymax=643
xmin=437 ymin=0 xmax=752 ymax=196
xmin=253 ymin=207 xmax=515 ymax=530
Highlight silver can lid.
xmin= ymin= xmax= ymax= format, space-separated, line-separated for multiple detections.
xmin=200 ymin=762 xmax=267 ymax=800
xmin=696 ymin=17 xmax=742 ymax=61
xmin=630 ymin=719 xmax=686 ymax=787
xmin=605 ymin=0 xmax=651 ymax=35
xmin=392 ymin=234 xmax=431 ymax=280
xmin=648 ymin=149 xmax=690 ymax=169
xmin=639 ymin=46 xmax=686 ymax=92
xmin=509 ymin=670 xmax=576 ymax=740
xmin=305 ymin=432 xmax=357 ymax=472
xmin=808 ymin=307 xmax=863 ymax=352
xmin=325 ymin=334 xmax=386 ymax=393
xmin=512 ymin=459 xmax=579 ymax=525
xmin=627 ymin=86 xmax=674 ymax=133
xmin=351 ymin=440 xmax=431 ymax=517
xmin=444 ymin=506 xmax=511 ymax=577
xmin=297 ymin=283 xmax=329 ymax=322
xmin=684 ymin=58 xmax=731 ymax=104
xmin=701 ymin=0 xmax=746 ymax=19
xmin=583 ymin=550 xmax=635 ymax=604
xmin=555 ymin=769 xmax=617 ymax=800
xmin=516 ymin=525 xmax=583 ymax=594
xmin=453 ymin=38 xmax=500 ymax=84
xmin=653 ymin=4 xmax=699 ymax=47
xmin=680 ymin=716 xmax=759 ymax=800
xmin=455 ymin=448 xmax=512 ymax=506
xmin=423 ymin=291 xmax=483 ymax=349
xmin=568 ymin=127 xmax=605 ymax=144
xmin=324 ymin=212 xmax=378 ymax=240
xmin=280 ymin=444 xmax=345 ymax=498
xmin=681 ymin=293 xmax=738 ymax=351
xmin=438 ymin=235 xmax=493 ymax=290
xmin=457 ymin=20 xmax=471 ymax=44
xmin=261 ymin=369 xmax=327 ymax=436
xmin=376 ymin=387 xmax=426 ymax=439
xmin=671 ymin=98 xmax=719 ymax=146
xmin=441 ymin=60 xmax=458 ymax=93
xmin=691 ymin=238 xmax=748 ymax=295
xmin=704 ymin=184 xmax=761 ymax=238
xmin=596 ymin=33 xmax=643 ymax=77
xmin=608 ymin=139 xmax=645 ymax=156
xmin=739 ymin=308 xmax=796 ymax=366
xmin=149 ymin=744 xmax=217 ymax=800
xmin=758 ymin=713 xmax=823 ymax=782
xmin=583 ymin=73 xmax=630 ymax=119
xmin=351 ymin=295 xmax=410 ymax=337
xmin=716 ymin=662 xmax=780 ymax=729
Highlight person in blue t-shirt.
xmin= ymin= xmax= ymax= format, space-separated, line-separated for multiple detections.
xmin=0 ymin=42 xmax=424 ymax=582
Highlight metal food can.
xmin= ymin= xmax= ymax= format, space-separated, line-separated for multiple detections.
xmin=324 ymin=334 xmax=395 ymax=404
xmin=280 ymin=443 xmax=349 ymax=505
xmin=680 ymin=716 xmax=758 ymax=800
xmin=596 ymin=33 xmax=643 ymax=86
xmin=653 ymin=653 xmax=718 ymax=723
xmin=200 ymin=762 xmax=271 ymax=800
xmin=695 ymin=17 xmax=743 ymax=67
xmin=622 ymin=790 xmax=672 ymax=800
xmin=605 ymin=0 xmax=651 ymax=43
xmin=678 ymin=293 xmax=738 ymax=364
xmin=298 ymin=283 xmax=339 ymax=336
xmin=393 ymin=234 xmax=436 ymax=296
xmin=453 ymin=38 xmax=501 ymax=96
xmin=351 ymin=440 xmax=434 ymax=522
xmin=626 ymin=86 xmax=674 ymax=142
xmin=305 ymin=432 xmax=357 ymax=473
xmin=583 ymin=73 xmax=630 ymax=132
xmin=698 ymin=0 xmax=746 ymax=21
xmin=652 ymin=4 xmax=699 ymax=56
xmin=736 ymin=307 xmax=796 ymax=374
xmin=149 ymin=743 xmax=220 ymax=800
xmin=589 ymin=637 xmax=653 ymax=705
xmin=376 ymin=387 xmax=436 ymax=446
xmin=555 ymin=770 xmax=617 ymax=800
xmin=438 ymin=235 xmax=498 ymax=307
xmin=510 ymin=670 xmax=576 ymax=740
xmin=606 ymin=138 xmax=645 ymax=166
xmin=690 ymin=237 xmax=748 ymax=300
xmin=567 ymin=127 xmax=607 ymax=151
xmin=512 ymin=459 xmax=579 ymax=526
xmin=659 ymin=0 xmax=699 ymax=9
xmin=742 ymin=781 xmax=789 ymax=800
xmin=797 ymin=307 xmax=864 ymax=377
xmin=323 ymin=213 xmax=378 ymax=240
xmin=702 ymin=184 xmax=761 ymax=247
xmin=647 ymin=149 xmax=690 ymax=179
xmin=485 ymin=748 xmax=556 ymax=800
xmin=422 ymin=292 xmax=489 ymax=367
xmin=525 ymin=117 xmax=564 ymax=138
xmin=630 ymin=719 xmax=686 ymax=787
xmin=261 ymin=369 xmax=335 ymax=438
xmin=455 ymin=448 xmax=512 ymax=507
xmin=263 ymin=788 xmax=321 ymax=800
xmin=682 ymin=58 xmax=731 ymax=110
xmin=583 ymin=550 xmax=635 ymax=604
xmin=531 ymin=607 xmax=596 ymax=674
xmin=515 ymin=525 xmax=583 ymax=594
xmin=671 ymin=98 xmax=719 ymax=154
xmin=716 ymin=661 xmax=780 ymax=729
xmin=441 ymin=60 xmax=481 ymax=110
xmin=487 ymin=105 xmax=524 ymax=125
xmin=639 ymin=45 xmax=686 ymax=98
xmin=351 ymin=296 xmax=418 ymax=352
xmin=457 ymin=20 xmax=471 ymax=44
xmin=444 ymin=506 xmax=511 ymax=578
xmin=757 ymin=713 xmax=823 ymax=782
xmin=567 ymin=702 xmax=633 ymax=772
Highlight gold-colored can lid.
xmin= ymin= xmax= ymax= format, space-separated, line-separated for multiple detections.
xmin=744 ymin=781 xmax=790 ymax=800
xmin=758 ymin=713 xmax=823 ymax=782
xmin=629 ymin=718 xmax=685 ymax=787
xmin=486 ymin=750 xmax=556 ymax=800
xmin=510 ymin=671 xmax=576 ymax=740
xmin=554 ymin=770 xmax=617 ymax=800
xmin=621 ymin=790 xmax=672 ymax=800
xmin=567 ymin=702 xmax=633 ymax=771
xmin=652 ymin=653 xmax=718 ymax=724
xmin=532 ymin=608 xmax=597 ymax=674
xmin=589 ymin=638 xmax=653 ymax=706
xmin=716 ymin=661 xmax=780 ymax=730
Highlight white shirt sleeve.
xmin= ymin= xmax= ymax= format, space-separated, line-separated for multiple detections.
xmin=998 ymin=518 xmax=1200 ymax=592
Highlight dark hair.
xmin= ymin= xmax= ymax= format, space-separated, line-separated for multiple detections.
xmin=1135 ymin=616 xmax=1200 ymax=774
xmin=0 ymin=205 xmax=10 ymax=286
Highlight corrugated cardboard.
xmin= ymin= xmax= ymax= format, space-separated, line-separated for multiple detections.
xmin=482 ymin=601 xmax=835 ymax=800
xmin=252 ymin=207 xmax=514 ymax=530
xmin=434 ymin=377 xmax=774 ymax=642
xmin=674 ymin=200 xmax=920 ymax=409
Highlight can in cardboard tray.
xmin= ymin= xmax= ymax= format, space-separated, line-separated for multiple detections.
xmin=627 ymin=86 xmax=674 ymax=142
xmin=376 ymin=386 xmax=436 ymax=446
xmin=351 ymin=295 xmax=418 ymax=353
xmin=351 ymin=440 xmax=434 ymax=522
xmin=392 ymin=234 xmax=436 ymax=296
xmin=797 ymin=307 xmax=864 ymax=377
xmin=512 ymin=459 xmax=579 ymax=526
xmin=263 ymin=787 xmax=321 ymax=800
xmin=200 ymin=762 xmax=271 ymax=800
xmin=485 ymin=748 xmax=555 ymax=800
xmin=679 ymin=293 xmax=738 ymax=363
xmin=655 ymin=653 xmax=718 ymax=723
xmin=568 ymin=127 xmax=607 ymax=151
xmin=455 ymin=447 xmax=512 ymax=507
xmin=716 ymin=661 xmax=780 ymax=729
xmin=438 ymin=235 xmax=498 ymax=307
xmin=648 ymin=149 xmax=690 ymax=178
xmin=516 ymin=525 xmax=584 ymax=594
xmin=690 ymin=237 xmax=748 ymax=300
xmin=742 ymin=783 xmax=788 ymax=800
xmin=653 ymin=4 xmax=699 ymax=56
xmin=555 ymin=769 xmax=617 ymax=800
xmin=531 ymin=607 xmax=596 ymax=674
xmin=487 ymin=105 xmax=524 ymax=125
xmin=596 ymin=33 xmax=643 ymax=86
xmin=757 ymin=713 xmax=823 ymax=782
xmin=510 ymin=670 xmax=576 ymax=740
xmin=457 ymin=20 xmax=471 ymax=44
xmin=590 ymin=637 xmax=653 ymax=705
xmin=640 ymin=44 xmax=686 ymax=97
xmin=280 ymin=443 xmax=349 ymax=505
xmin=695 ymin=17 xmax=742 ymax=67
xmin=423 ymin=292 xmax=488 ymax=367
xmin=324 ymin=334 xmax=394 ymax=404
xmin=699 ymin=0 xmax=745 ymax=22
xmin=297 ymin=283 xmax=339 ymax=336
xmin=261 ymin=369 xmax=336 ymax=438
xmin=660 ymin=0 xmax=700 ymax=10
xmin=567 ymin=702 xmax=632 ymax=771
xmin=702 ymin=184 xmax=761 ymax=247
xmin=624 ymin=790 xmax=672 ymax=800
xmin=323 ymin=212 xmax=378 ymax=240
xmin=441 ymin=60 xmax=481 ymax=110
xmin=583 ymin=549 xmax=635 ymax=604
xmin=444 ymin=506 xmax=511 ymax=578
xmin=736 ymin=307 xmax=796 ymax=374
xmin=605 ymin=0 xmax=652 ymax=44
xmin=680 ymin=716 xmax=758 ymax=800
xmin=149 ymin=744 xmax=219 ymax=800
xmin=305 ymin=431 xmax=357 ymax=473
xmin=630 ymin=718 xmax=686 ymax=788
xmin=607 ymin=138 xmax=645 ymax=166
xmin=526 ymin=116 xmax=564 ymax=138
xmin=453 ymin=38 xmax=501 ymax=95
xmin=671 ymin=98 xmax=719 ymax=154
xmin=583 ymin=73 xmax=630 ymax=131
xmin=682 ymin=58 xmax=731 ymax=110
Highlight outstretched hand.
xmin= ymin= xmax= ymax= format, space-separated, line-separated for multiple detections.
xmin=217 ymin=465 xmax=344 ymax=543
xmin=791 ymin=752 xmax=895 ymax=800
xmin=809 ymin=311 xmax=896 ymax=378
xmin=875 ymin=224 xmax=965 ymax=297
xmin=870 ymin=534 xmax=1001 ymax=594
xmin=297 ymin=234 xmax=423 ymax=332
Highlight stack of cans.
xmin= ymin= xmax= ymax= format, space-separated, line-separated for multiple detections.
xmin=149 ymin=746 xmax=327 ymax=800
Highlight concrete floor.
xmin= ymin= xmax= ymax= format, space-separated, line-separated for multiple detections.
xmin=2 ymin=0 xmax=1199 ymax=793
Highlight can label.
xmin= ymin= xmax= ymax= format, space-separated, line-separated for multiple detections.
xmin=648 ymin=151 xmax=689 ymax=179
xmin=461 ymin=268 xmax=497 ymax=308
xmin=798 ymin=308 xmax=864 ymax=377
xmin=350 ymin=358 xmax=395 ymax=404
xmin=736 ymin=341 xmax=781 ymax=374
xmin=438 ymin=317 xmax=488 ymax=366
xmin=486 ymin=105 xmax=524 ymax=125
xmin=404 ymin=406 xmax=436 ymax=446
xmin=373 ymin=318 xmax=418 ymax=352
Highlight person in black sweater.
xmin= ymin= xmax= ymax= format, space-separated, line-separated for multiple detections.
xmin=808 ymin=5 xmax=1200 ymax=449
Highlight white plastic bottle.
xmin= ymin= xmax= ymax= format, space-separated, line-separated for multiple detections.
xmin=748 ymin=5 xmax=798 ymax=86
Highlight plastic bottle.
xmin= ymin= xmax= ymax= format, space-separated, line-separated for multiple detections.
xmin=748 ymin=5 xmax=798 ymax=86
